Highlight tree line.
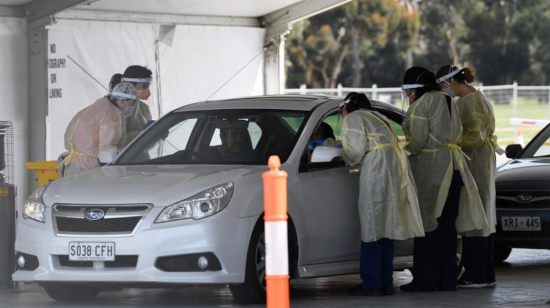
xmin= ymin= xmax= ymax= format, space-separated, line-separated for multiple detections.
xmin=285 ymin=0 xmax=550 ymax=88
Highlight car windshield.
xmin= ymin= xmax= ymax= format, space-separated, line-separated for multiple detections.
xmin=115 ymin=109 xmax=307 ymax=165
xmin=529 ymin=124 xmax=550 ymax=158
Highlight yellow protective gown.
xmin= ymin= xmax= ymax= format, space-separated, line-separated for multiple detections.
xmin=457 ymin=91 xmax=504 ymax=237
xmin=59 ymin=97 xmax=125 ymax=177
xmin=403 ymin=91 xmax=488 ymax=233
xmin=341 ymin=110 xmax=424 ymax=243
xmin=125 ymin=100 xmax=152 ymax=146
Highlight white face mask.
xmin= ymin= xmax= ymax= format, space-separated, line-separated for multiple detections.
xmin=442 ymin=87 xmax=456 ymax=98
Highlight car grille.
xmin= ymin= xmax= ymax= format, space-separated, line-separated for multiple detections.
xmin=53 ymin=204 xmax=152 ymax=236
xmin=58 ymin=255 xmax=139 ymax=268
xmin=496 ymin=190 xmax=550 ymax=209
xmin=56 ymin=217 xmax=141 ymax=233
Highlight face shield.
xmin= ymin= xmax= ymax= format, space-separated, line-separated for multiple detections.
xmin=335 ymin=98 xmax=351 ymax=137
xmin=400 ymin=83 xmax=426 ymax=109
xmin=110 ymin=82 xmax=140 ymax=112
xmin=436 ymin=67 xmax=461 ymax=98
xmin=401 ymin=71 xmax=428 ymax=108
xmin=122 ymin=77 xmax=152 ymax=100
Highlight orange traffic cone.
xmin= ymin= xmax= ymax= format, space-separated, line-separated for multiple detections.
xmin=262 ymin=156 xmax=290 ymax=308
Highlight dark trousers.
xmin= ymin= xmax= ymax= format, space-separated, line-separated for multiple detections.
xmin=462 ymin=234 xmax=496 ymax=283
xmin=411 ymin=181 xmax=461 ymax=289
xmin=360 ymin=238 xmax=394 ymax=290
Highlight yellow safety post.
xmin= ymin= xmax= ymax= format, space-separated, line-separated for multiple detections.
xmin=262 ymin=155 xmax=290 ymax=308
xmin=26 ymin=161 xmax=59 ymax=187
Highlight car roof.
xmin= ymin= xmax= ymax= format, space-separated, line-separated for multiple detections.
xmin=174 ymin=95 xmax=331 ymax=112
xmin=172 ymin=95 xmax=404 ymax=115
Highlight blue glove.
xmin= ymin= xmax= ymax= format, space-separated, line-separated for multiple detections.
xmin=308 ymin=139 xmax=325 ymax=151
xmin=144 ymin=120 xmax=156 ymax=129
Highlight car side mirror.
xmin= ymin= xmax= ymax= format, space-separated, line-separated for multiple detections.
xmin=505 ymin=144 xmax=523 ymax=159
xmin=311 ymin=146 xmax=343 ymax=163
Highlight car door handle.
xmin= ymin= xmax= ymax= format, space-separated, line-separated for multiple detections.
xmin=349 ymin=168 xmax=360 ymax=174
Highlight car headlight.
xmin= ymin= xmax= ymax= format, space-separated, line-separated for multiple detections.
xmin=23 ymin=185 xmax=48 ymax=223
xmin=155 ymin=182 xmax=234 ymax=223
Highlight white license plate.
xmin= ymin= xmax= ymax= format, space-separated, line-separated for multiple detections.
xmin=69 ymin=242 xmax=115 ymax=261
xmin=501 ymin=216 xmax=541 ymax=231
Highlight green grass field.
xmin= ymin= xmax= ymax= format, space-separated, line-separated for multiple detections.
xmin=492 ymin=98 xmax=550 ymax=146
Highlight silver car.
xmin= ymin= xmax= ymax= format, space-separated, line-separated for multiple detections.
xmin=14 ymin=95 xmax=413 ymax=302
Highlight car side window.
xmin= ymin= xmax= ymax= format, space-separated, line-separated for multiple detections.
xmin=300 ymin=112 xmax=343 ymax=172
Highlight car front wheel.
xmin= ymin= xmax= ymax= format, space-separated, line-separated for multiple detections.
xmin=229 ymin=219 xmax=298 ymax=303
xmin=229 ymin=224 xmax=267 ymax=303
xmin=43 ymin=283 xmax=101 ymax=301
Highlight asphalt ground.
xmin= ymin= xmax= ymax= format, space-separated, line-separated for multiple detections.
xmin=1 ymin=248 xmax=549 ymax=308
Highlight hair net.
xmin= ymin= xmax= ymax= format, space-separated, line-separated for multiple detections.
xmin=110 ymin=82 xmax=139 ymax=101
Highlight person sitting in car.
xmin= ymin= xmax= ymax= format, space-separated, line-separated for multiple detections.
xmin=202 ymin=122 xmax=263 ymax=164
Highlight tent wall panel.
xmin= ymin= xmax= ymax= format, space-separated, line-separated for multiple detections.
xmin=46 ymin=20 xmax=265 ymax=162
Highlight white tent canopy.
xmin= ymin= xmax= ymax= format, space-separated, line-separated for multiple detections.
xmin=0 ymin=0 xmax=353 ymax=205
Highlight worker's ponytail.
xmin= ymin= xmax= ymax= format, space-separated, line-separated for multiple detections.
xmin=109 ymin=73 xmax=123 ymax=91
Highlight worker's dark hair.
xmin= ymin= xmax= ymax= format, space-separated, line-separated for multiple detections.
xmin=109 ymin=66 xmax=152 ymax=91
xmin=403 ymin=66 xmax=439 ymax=99
xmin=343 ymin=92 xmax=373 ymax=113
xmin=436 ymin=64 xmax=476 ymax=84
xmin=124 ymin=66 xmax=152 ymax=79
xmin=109 ymin=73 xmax=123 ymax=91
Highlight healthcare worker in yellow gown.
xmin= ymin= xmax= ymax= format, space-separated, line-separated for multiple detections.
xmin=399 ymin=67 xmax=488 ymax=292
xmin=340 ymin=92 xmax=424 ymax=296
xmin=436 ymin=65 xmax=504 ymax=289
xmin=58 ymin=82 xmax=140 ymax=177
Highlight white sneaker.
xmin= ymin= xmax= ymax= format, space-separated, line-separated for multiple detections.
xmin=457 ymin=280 xmax=487 ymax=289
xmin=485 ymin=282 xmax=497 ymax=288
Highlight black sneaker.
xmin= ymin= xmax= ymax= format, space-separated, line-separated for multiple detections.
xmin=382 ymin=283 xmax=395 ymax=295
xmin=348 ymin=284 xmax=383 ymax=296
xmin=457 ymin=279 xmax=487 ymax=289
xmin=399 ymin=283 xmax=437 ymax=292
xmin=438 ymin=286 xmax=458 ymax=291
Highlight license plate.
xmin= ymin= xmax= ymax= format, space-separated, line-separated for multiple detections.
xmin=501 ymin=216 xmax=541 ymax=231
xmin=69 ymin=242 xmax=115 ymax=261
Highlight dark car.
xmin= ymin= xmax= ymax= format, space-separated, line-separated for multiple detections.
xmin=494 ymin=123 xmax=550 ymax=262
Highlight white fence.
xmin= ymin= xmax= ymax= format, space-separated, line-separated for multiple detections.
xmin=285 ymin=83 xmax=550 ymax=119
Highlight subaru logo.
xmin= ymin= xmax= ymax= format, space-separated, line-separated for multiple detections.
xmin=516 ymin=193 xmax=533 ymax=202
xmin=84 ymin=209 xmax=105 ymax=220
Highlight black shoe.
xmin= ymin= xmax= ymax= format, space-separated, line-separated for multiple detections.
xmin=382 ymin=283 xmax=395 ymax=295
xmin=348 ymin=284 xmax=383 ymax=296
xmin=457 ymin=279 xmax=487 ymax=289
xmin=399 ymin=282 xmax=437 ymax=292
xmin=439 ymin=286 xmax=458 ymax=291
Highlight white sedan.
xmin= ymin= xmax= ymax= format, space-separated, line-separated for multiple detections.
xmin=14 ymin=95 xmax=413 ymax=302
